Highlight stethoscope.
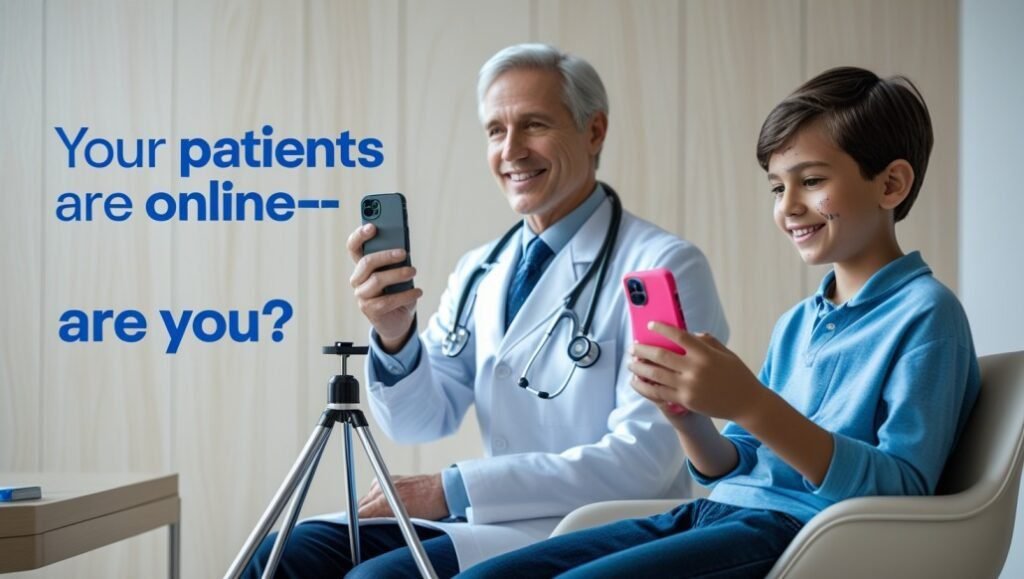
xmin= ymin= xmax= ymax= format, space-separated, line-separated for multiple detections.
xmin=440 ymin=185 xmax=623 ymax=399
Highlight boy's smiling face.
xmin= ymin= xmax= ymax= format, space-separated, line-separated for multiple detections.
xmin=767 ymin=122 xmax=895 ymax=267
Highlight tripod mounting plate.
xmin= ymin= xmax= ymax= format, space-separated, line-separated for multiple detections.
xmin=323 ymin=341 xmax=369 ymax=356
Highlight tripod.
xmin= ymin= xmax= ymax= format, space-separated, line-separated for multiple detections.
xmin=224 ymin=342 xmax=439 ymax=579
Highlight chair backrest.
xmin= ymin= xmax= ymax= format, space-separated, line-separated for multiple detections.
xmin=936 ymin=350 xmax=1024 ymax=498
xmin=768 ymin=351 xmax=1024 ymax=579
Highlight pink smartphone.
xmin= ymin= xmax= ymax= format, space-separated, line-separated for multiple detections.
xmin=623 ymin=268 xmax=689 ymax=414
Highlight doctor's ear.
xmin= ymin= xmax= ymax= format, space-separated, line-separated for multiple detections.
xmin=586 ymin=111 xmax=608 ymax=156
xmin=877 ymin=159 xmax=914 ymax=212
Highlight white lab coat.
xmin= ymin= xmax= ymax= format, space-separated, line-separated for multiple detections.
xmin=323 ymin=194 xmax=729 ymax=570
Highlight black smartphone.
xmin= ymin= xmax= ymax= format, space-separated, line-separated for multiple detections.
xmin=360 ymin=193 xmax=413 ymax=294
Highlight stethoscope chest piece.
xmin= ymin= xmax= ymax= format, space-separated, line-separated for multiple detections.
xmin=567 ymin=335 xmax=600 ymax=368
xmin=442 ymin=326 xmax=471 ymax=357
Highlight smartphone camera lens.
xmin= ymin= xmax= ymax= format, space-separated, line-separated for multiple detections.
xmin=362 ymin=199 xmax=381 ymax=220
xmin=626 ymin=278 xmax=647 ymax=306
xmin=630 ymin=290 xmax=647 ymax=306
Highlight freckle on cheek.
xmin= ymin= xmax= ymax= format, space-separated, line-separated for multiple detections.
xmin=816 ymin=198 xmax=840 ymax=221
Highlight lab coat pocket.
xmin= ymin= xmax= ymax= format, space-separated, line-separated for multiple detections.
xmin=539 ymin=338 xmax=618 ymax=448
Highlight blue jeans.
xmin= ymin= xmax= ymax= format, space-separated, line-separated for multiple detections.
xmin=458 ymin=499 xmax=803 ymax=578
xmin=241 ymin=520 xmax=461 ymax=578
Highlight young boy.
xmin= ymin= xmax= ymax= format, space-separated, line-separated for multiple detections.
xmin=456 ymin=66 xmax=980 ymax=578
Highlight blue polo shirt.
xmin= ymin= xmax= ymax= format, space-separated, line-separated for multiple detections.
xmin=691 ymin=251 xmax=980 ymax=523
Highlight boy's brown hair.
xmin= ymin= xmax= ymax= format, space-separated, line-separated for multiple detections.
xmin=756 ymin=66 xmax=934 ymax=222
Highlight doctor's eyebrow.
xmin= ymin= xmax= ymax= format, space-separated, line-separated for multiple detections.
xmin=767 ymin=161 xmax=831 ymax=181
xmin=518 ymin=112 xmax=557 ymax=124
xmin=485 ymin=113 xmax=557 ymax=130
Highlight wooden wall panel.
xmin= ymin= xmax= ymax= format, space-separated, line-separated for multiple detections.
xmin=172 ymin=1 xmax=305 ymax=575
xmin=0 ymin=1 xmax=962 ymax=577
xmin=804 ymin=0 xmax=960 ymax=294
xmin=682 ymin=0 xmax=806 ymax=368
xmin=33 ymin=0 xmax=174 ymax=576
xmin=299 ymin=0 xmax=414 ymax=518
xmin=0 ymin=0 xmax=43 ymax=472
xmin=536 ymin=0 xmax=683 ymax=236
xmin=401 ymin=0 xmax=530 ymax=473
xmin=42 ymin=0 xmax=173 ymax=470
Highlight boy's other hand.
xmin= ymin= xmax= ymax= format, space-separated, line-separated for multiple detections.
xmin=629 ymin=323 xmax=766 ymax=422
xmin=628 ymin=356 xmax=696 ymax=429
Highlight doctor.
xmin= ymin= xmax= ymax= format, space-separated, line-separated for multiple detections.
xmin=244 ymin=43 xmax=729 ymax=578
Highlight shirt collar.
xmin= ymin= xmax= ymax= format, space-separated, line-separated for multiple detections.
xmin=521 ymin=183 xmax=606 ymax=254
xmin=814 ymin=251 xmax=932 ymax=310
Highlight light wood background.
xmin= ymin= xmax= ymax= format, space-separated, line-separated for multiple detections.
xmin=0 ymin=0 xmax=958 ymax=577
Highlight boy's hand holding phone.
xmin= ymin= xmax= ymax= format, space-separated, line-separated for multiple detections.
xmin=623 ymin=269 xmax=690 ymax=416
xmin=629 ymin=323 xmax=765 ymax=423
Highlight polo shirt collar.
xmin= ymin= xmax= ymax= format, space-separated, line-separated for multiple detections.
xmin=814 ymin=251 xmax=932 ymax=309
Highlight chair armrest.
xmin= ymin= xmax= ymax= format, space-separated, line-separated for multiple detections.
xmin=792 ymin=487 xmax=995 ymax=522
xmin=552 ymin=491 xmax=1009 ymax=578
xmin=767 ymin=487 xmax=1008 ymax=579
xmin=551 ymin=499 xmax=692 ymax=537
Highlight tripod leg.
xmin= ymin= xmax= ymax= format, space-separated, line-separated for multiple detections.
xmin=344 ymin=423 xmax=362 ymax=565
xmin=353 ymin=425 xmax=439 ymax=579
xmin=261 ymin=428 xmax=331 ymax=579
xmin=224 ymin=422 xmax=334 ymax=579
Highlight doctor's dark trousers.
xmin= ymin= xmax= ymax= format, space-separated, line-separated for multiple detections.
xmin=456 ymin=499 xmax=803 ymax=579
xmin=241 ymin=520 xmax=460 ymax=578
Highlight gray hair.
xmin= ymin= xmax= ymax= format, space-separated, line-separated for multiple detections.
xmin=477 ymin=43 xmax=609 ymax=132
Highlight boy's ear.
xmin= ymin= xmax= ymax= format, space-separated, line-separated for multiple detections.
xmin=878 ymin=159 xmax=915 ymax=211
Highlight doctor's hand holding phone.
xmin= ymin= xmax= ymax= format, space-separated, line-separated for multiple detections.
xmin=347 ymin=193 xmax=423 ymax=354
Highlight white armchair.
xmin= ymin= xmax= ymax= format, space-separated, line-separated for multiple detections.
xmin=552 ymin=351 xmax=1024 ymax=578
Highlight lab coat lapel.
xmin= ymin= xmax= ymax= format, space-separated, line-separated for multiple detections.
xmin=474 ymin=237 xmax=518 ymax=353
xmin=499 ymin=198 xmax=611 ymax=356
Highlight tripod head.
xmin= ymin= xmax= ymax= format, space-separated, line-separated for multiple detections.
xmin=322 ymin=341 xmax=369 ymax=405
xmin=323 ymin=341 xmax=369 ymax=375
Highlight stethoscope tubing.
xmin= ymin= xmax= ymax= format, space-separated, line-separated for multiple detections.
xmin=443 ymin=185 xmax=623 ymax=398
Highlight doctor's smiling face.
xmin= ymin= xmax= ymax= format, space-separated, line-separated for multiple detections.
xmin=483 ymin=67 xmax=607 ymax=233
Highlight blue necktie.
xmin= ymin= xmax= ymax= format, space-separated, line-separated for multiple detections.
xmin=505 ymin=237 xmax=554 ymax=330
